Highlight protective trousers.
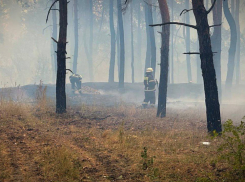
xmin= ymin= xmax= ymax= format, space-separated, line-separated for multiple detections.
xmin=143 ymin=91 xmax=155 ymax=108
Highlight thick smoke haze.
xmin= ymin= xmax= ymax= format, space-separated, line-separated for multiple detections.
xmin=0 ymin=0 xmax=244 ymax=87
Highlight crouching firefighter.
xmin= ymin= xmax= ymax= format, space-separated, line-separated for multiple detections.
xmin=69 ymin=74 xmax=82 ymax=95
xmin=142 ymin=68 xmax=157 ymax=108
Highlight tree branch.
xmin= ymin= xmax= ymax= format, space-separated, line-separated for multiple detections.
xmin=46 ymin=0 xmax=59 ymax=23
xmin=150 ymin=22 xmax=198 ymax=30
xmin=66 ymin=69 xmax=74 ymax=74
xmin=207 ymin=0 xmax=217 ymax=14
xmin=180 ymin=9 xmax=194 ymax=16
xmin=209 ymin=23 xmax=222 ymax=28
xmin=51 ymin=37 xmax=58 ymax=43
xmin=183 ymin=52 xmax=218 ymax=55
xmin=183 ymin=52 xmax=200 ymax=55
xmin=43 ymin=25 xmax=52 ymax=34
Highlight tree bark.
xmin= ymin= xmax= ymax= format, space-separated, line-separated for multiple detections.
xmin=235 ymin=0 xmax=240 ymax=85
xmin=196 ymin=40 xmax=202 ymax=84
xmin=56 ymin=0 xmax=68 ymax=114
xmin=231 ymin=0 xmax=235 ymax=16
xmin=109 ymin=0 xmax=116 ymax=83
xmin=170 ymin=0 xmax=174 ymax=83
xmin=137 ymin=0 xmax=143 ymax=80
xmin=147 ymin=0 xmax=156 ymax=77
xmin=192 ymin=0 xmax=222 ymax=133
xmin=211 ymin=0 xmax=222 ymax=101
xmin=88 ymin=0 xmax=94 ymax=82
xmin=130 ymin=2 xmax=135 ymax=83
xmin=185 ymin=0 xmax=192 ymax=82
xmin=117 ymin=0 xmax=125 ymax=88
xmin=52 ymin=0 xmax=57 ymax=80
xmin=116 ymin=25 xmax=120 ymax=81
xmin=144 ymin=2 xmax=151 ymax=71
xmin=223 ymin=0 xmax=237 ymax=91
xmin=157 ymin=0 xmax=170 ymax=118
xmin=73 ymin=0 xmax=78 ymax=74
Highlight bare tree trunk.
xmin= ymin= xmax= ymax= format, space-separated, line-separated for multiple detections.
xmin=157 ymin=0 xmax=170 ymax=118
xmin=144 ymin=2 xmax=151 ymax=71
xmin=170 ymin=0 xmax=174 ymax=83
xmin=52 ymin=0 xmax=57 ymax=80
xmin=211 ymin=0 xmax=222 ymax=101
xmin=117 ymin=0 xmax=125 ymax=88
xmin=116 ymin=25 xmax=120 ymax=81
xmin=196 ymin=40 xmax=202 ymax=84
xmin=130 ymin=2 xmax=135 ymax=83
xmin=185 ymin=0 xmax=192 ymax=82
xmin=231 ymin=0 xmax=235 ymax=16
xmin=192 ymin=0 xmax=222 ymax=133
xmin=137 ymin=0 xmax=142 ymax=80
xmin=223 ymin=0 xmax=237 ymax=92
xmin=235 ymin=0 xmax=240 ymax=85
xmin=73 ymin=0 xmax=78 ymax=74
xmin=148 ymin=0 xmax=156 ymax=77
xmin=109 ymin=0 xmax=116 ymax=83
xmin=88 ymin=0 xmax=94 ymax=82
xmin=56 ymin=0 xmax=68 ymax=114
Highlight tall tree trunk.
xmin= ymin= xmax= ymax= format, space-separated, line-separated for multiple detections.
xmin=144 ymin=2 xmax=151 ymax=71
xmin=196 ymin=40 xmax=202 ymax=84
xmin=235 ymin=0 xmax=240 ymax=85
xmin=157 ymin=0 xmax=170 ymax=118
xmin=109 ymin=0 xmax=116 ymax=83
xmin=116 ymin=25 xmax=120 ymax=81
xmin=205 ymin=0 xmax=208 ymax=8
xmin=73 ymin=0 xmax=78 ymax=74
xmin=231 ymin=0 xmax=235 ymax=16
xmin=88 ymin=0 xmax=94 ymax=81
xmin=137 ymin=0 xmax=142 ymax=81
xmin=131 ymin=2 xmax=135 ymax=83
xmin=56 ymin=0 xmax=68 ymax=114
xmin=211 ymin=0 xmax=222 ymax=101
xmin=223 ymin=0 xmax=237 ymax=91
xmin=148 ymin=0 xmax=156 ymax=76
xmin=52 ymin=0 xmax=57 ymax=80
xmin=192 ymin=0 xmax=222 ymax=133
xmin=185 ymin=0 xmax=192 ymax=82
xmin=170 ymin=0 xmax=174 ymax=83
xmin=117 ymin=0 xmax=125 ymax=88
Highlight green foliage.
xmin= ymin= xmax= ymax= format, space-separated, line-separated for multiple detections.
xmin=140 ymin=147 xmax=159 ymax=180
xmin=216 ymin=120 xmax=245 ymax=180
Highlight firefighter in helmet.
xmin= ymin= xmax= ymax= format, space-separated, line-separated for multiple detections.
xmin=69 ymin=74 xmax=82 ymax=94
xmin=142 ymin=68 xmax=156 ymax=108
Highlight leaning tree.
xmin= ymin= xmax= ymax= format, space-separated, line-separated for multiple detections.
xmin=47 ymin=0 xmax=68 ymax=114
xmin=151 ymin=0 xmax=222 ymax=133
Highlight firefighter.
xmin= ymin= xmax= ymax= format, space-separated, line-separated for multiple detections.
xmin=69 ymin=74 xmax=82 ymax=94
xmin=142 ymin=68 xmax=156 ymax=108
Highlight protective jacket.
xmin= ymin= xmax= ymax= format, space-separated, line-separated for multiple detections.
xmin=69 ymin=74 xmax=82 ymax=94
xmin=144 ymin=73 xmax=156 ymax=91
xmin=143 ymin=73 xmax=156 ymax=107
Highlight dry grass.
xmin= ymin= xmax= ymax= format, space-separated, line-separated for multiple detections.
xmin=0 ymin=95 xmax=243 ymax=181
